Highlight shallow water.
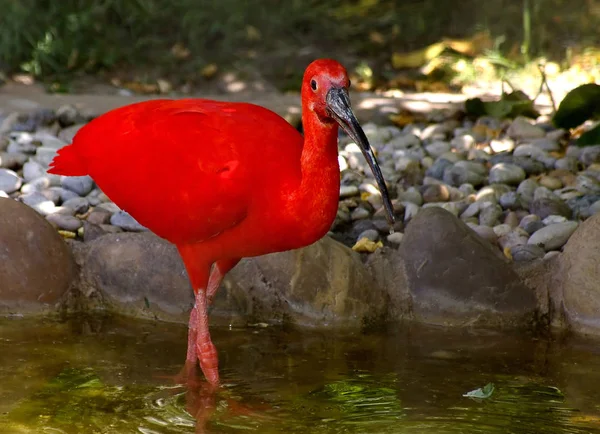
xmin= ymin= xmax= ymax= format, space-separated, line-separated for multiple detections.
xmin=1 ymin=315 xmax=600 ymax=434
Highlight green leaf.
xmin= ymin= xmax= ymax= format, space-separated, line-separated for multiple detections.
xmin=465 ymin=93 xmax=539 ymax=119
xmin=553 ymin=83 xmax=600 ymax=129
xmin=463 ymin=382 xmax=495 ymax=399
xmin=577 ymin=123 xmax=600 ymax=147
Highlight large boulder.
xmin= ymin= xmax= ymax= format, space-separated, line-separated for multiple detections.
xmin=77 ymin=232 xmax=194 ymax=323
xmin=398 ymin=207 xmax=537 ymax=328
xmin=220 ymin=236 xmax=389 ymax=329
xmin=76 ymin=232 xmax=390 ymax=329
xmin=558 ymin=213 xmax=600 ymax=335
xmin=0 ymin=197 xmax=76 ymax=314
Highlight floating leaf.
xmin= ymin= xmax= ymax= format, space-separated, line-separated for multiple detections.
xmin=576 ymin=123 xmax=600 ymax=147
xmin=463 ymin=382 xmax=495 ymax=399
xmin=553 ymin=83 xmax=600 ymax=129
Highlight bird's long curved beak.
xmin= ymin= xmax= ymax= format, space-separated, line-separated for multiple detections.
xmin=326 ymin=87 xmax=395 ymax=225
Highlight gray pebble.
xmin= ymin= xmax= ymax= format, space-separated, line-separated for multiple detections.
xmin=530 ymin=197 xmax=572 ymax=219
xmin=62 ymin=197 xmax=90 ymax=214
xmin=46 ymin=213 xmax=83 ymax=231
xmin=516 ymin=179 xmax=539 ymax=205
xmin=0 ymin=152 xmax=28 ymax=169
xmin=23 ymin=160 xmax=46 ymax=182
xmin=61 ymin=175 xmax=94 ymax=196
xmin=387 ymin=232 xmax=404 ymax=245
xmin=510 ymin=244 xmax=546 ymax=262
xmin=0 ymin=169 xmax=22 ymax=193
xmin=507 ymin=117 xmax=545 ymax=140
xmin=476 ymin=184 xmax=513 ymax=203
xmin=20 ymin=177 xmax=51 ymax=194
xmin=97 ymin=202 xmax=120 ymax=213
xmin=579 ymin=145 xmax=600 ymax=165
xmin=48 ymin=186 xmax=80 ymax=203
xmin=498 ymin=228 xmax=530 ymax=250
xmin=397 ymin=187 xmax=423 ymax=206
xmin=110 ymin=210 xmax=148 ymax=232
xmin=19 ymin=191 xmax=56 ymax=215
xmin=425 ymin=141 xmax=451 ymax=158
xmin=357 ymin=229 xmax=379 ymax=242
xmin=489 ymin=163 xmax=526 ymax=185
xmin=528 ymin=221 xmax=578 ymax=251
xmin=340 ymin=185 xmax=359 ymax=198
xmin=34 ymin=147 xmax=58 ymax=167
xmin=479 ymin=202 xmax=503 ymax=227
xmin=351 ymin=207 xmax=371 ymax=220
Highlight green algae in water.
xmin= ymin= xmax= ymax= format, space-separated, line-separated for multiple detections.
xmin=4 ymin=367 xmax=195 ymax=433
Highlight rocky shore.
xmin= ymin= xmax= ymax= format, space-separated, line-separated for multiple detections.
xmin=2 ymin=104 xmax=600 ymax=337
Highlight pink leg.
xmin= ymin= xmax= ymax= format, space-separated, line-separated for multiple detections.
xmin=194 ymin=288 xmax=220 ymax=385
xmin=206 ymin=258 xmax=240 ymax=305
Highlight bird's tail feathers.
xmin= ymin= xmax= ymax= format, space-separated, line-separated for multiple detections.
xmin=47 ymin=145 xmax=88 ymax=176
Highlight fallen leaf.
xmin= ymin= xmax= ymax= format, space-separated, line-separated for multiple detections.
xmin=463 ymin=382 xmax=495 ymax=399
xmin=352 ymin=238 xmax=383 ymax=253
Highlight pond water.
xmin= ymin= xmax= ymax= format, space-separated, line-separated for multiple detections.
xmin=1 ymin=315 xmax=600 ymax=434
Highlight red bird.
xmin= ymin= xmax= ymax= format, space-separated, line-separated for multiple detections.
xmin=48 ymin=59 xmax=394 ymax=386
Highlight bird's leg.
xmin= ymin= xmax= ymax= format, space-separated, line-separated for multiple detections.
xmin=194 ymin=288 xmax=220 ymax=385
xmin=206 ymin=258 xmax=241 ymax=305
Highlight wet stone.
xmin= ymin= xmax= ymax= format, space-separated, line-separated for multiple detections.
xmin=530 ymin=197 xmax=572 ymax=220
xmin=510 ymin=244 xmax=546 ymax=262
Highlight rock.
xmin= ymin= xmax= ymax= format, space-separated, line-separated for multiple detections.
xmin=48 ymin=186 xmax=80 ymax=203
xmin=58 ymin=124 xmax=85 ymax=143
xmin=510 ymin=244 xmax=546 ymax=262
xmin=397 ymin=187 xmax=423 ymax=206
xmin=517 ymin=179 xmax=539 ymax=205
xmin=479 ymin=202 xmax=503 ymax=227
xmin=476 ymin=184 xmax=513 ymax=203
xmin=490 ymin=138 xmax=515 ymax=153
xmin=22 ymin=161 xmax=46 ymax=182
xmin=421 ymin=184 xmax=450 ymax=203
xmin=110 ymin=210 xmax=148 ymax=232
xmin=387 ymin=232 xmax=404 ymax=245
xmin=489 ymin=163 xmax=526 ymax=185
xmin=19 ymin=192 xmax=56 ymax=215
xmin=539 ymin=176 xmax=562 ymax=190
xmin=0 ymin=198 xmax=75 ymax=314
xmin=351 ymin=207 xmax=370 ymax=220
xmin=56 ymin=104 xmax=84 ymax=127
xmin=46 ymin=213 xmax=83 ymax=231
xmin=520 ymin=215 xmax=544 ymax=235
xmin=0 ymin=169 xmax=22 ymax=194
xmin=399 ymin=207 xmax=537 ymax=327
xmin=443 ymin=164 xmax=485 ymax=187
xmin=0 ymin=152 xmax=28 ymax=169
xmin=579 ymin=145 xmax=600 ymax=166
xmin=469 ymin=224 xmax=497 ymax=243
xmin=223 ymin=236 xmax=391 ymax=327
xmin=340 ymin=185 xmax=359 ymax=198
xmin=20 ymin=177 xmax=51 ymax=194
xmin=528 ymin=222 xmax=578 ymax=251
xmin=425 ymin=141 xmax=451 ymax=158
xmin=499 ymin=191 xmax=524 ymax=210
xmin=498 ymin=228 xmax=530 ymax=250
xmin=357 ymin=229 xmax=379 ymax=242
xmin=62 ymin=197 xmax=90 ymax=214
xmin=87 ymin=209 xmax=112 ymax=225
xmin=34 ymin=147 xmax=58 ymax=167
xmin=61 ymin=175 xmax=94 ymax=196
xmin=507 ymin=117 xmax=545 ymax=140
xmin=530 ymin=197 xmax=572 ymax=220
xmin=559 ymin=214 xmax=600 ymax=334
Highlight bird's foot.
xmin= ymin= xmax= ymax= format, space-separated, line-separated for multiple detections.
xmin=197 ymin=339 xmax=220 ymax=386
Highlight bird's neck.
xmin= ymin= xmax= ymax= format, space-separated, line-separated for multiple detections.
xmin=292 ymin=112 xmax=341 ymax=244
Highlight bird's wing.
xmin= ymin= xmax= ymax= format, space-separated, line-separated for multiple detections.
xmin=73 ymin=99 xmax=284 ymax=244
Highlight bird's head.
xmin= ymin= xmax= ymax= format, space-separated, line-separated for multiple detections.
xmin=302 ymin=58 xmax=395 ymax=225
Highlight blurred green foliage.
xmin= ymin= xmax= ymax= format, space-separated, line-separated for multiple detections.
xmin=0 ymin=0 xmax=597 ymax=81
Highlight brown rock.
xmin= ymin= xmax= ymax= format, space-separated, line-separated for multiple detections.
xmin=221 ymin=236 xmax=389 ymax=329
xmin=0 ymin=197 xmax=76 ymax=314
xmin=77 ymin=232 xmax=388 ymax=329
xmin=79 ymin=232 xmax=194 ymax=323
xmin=559 ymin=213 xmax=600 ymax=334
xmin=421 ymin=184 xmax=450 ymax=203
xmin=399 ymin=207 xmax=537 ymax=328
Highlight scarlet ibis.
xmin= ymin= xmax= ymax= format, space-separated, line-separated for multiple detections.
xmin=48 ymin=59 xmax=394 ymax=386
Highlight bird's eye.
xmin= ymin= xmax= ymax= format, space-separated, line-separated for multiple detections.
xmin=310 ymin=79 xmax=318 ymax=91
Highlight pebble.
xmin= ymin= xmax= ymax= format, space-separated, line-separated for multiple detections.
xmin=62 ymin=175 xmax=94 ymax=196
xmin=387 ymin=232 xmax=404 ymax=245
xmin=528 ymin=222 xmax=579 ymax=251
xmin=340 ymin=185 xmax=359 ymax=198
xmin=0 ymin=107 xmax=593 ymax=257
xmin=46 ymin=213 xmax=83 ymax=231
xmin=489 ymin=163 xmax=526 ymax=185
xmin=109 ymin=210 xmax=148 ymax=232
xmin=0 ymin=169 xmax=22 ymax=193
xmin=357 ymin=229 xmax=379 ymax=242
xmin=510 ymin=244 xmax=546 ymax=262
